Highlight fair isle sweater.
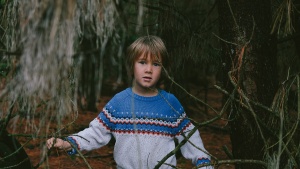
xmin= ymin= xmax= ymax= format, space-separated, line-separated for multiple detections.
xmin=67 ymin=88 xmax=213 ymax=169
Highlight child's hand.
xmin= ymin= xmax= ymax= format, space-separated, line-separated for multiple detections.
xmin=46 ymin=137 xmax=71 ymax=150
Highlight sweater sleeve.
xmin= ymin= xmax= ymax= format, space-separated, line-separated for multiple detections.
xmin=176 ymin=123 xmax=213 ymax=169
xmin=66 ymin=111 xmax=112 ymax=155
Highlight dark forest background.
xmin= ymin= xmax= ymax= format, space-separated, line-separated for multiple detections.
xmin=0 ymin=0 xmax=300 ymax=169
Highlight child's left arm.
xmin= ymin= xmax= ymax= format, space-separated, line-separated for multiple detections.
xmin=176 ymin=123 xmax=214 ymax=169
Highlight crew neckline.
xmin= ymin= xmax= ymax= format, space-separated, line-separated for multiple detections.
xmin=125 ymin=88 xmax=163 ymax=101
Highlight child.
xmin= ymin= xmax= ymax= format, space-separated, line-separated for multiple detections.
xmin=47 ymin=35 xmax=213 ymax=169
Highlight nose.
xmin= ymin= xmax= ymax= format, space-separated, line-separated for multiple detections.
xmin=145 ymin=64 xmax=152 ymax=73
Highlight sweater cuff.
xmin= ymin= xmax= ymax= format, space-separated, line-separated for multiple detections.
xmin=196 ymin=157 xmax=211 ymax=167
xmin=65 ymin=137 xmax=78 ymax=155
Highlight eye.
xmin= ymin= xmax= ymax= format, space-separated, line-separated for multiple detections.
xmin=153 ymin=62 xmax=161 ymax=67
xmin=138 ymin=60 xmax=146 ymax=64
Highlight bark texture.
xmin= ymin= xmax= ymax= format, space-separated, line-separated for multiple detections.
xmin=218 ymin=0 xmax=278 ymax=168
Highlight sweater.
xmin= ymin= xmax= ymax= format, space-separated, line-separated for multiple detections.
xmin=66 ymin=88 xmax=213 ymax=169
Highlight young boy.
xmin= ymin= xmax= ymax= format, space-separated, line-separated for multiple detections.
xmin=47 ymin=35 xmax=213 ymax=169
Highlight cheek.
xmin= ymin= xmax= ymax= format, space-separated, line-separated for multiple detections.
xmin=155 ymin=68 xmax=162 ymax=77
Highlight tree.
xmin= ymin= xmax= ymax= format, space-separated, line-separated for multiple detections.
xmin=218 ymin=0 xmax=300 ymax=168
xmin=1 ymin=0 xmax=299 ymax=168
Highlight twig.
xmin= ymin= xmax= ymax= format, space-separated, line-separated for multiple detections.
xmin=154 ymin=104 xmax=226 ymax=169
xmin=0 ymin=139 xmax=31 ymax=161
xmin=65 ymin=138 xmax=93 ymax=169
xmin=222 ymin=145 xmax=234 ymax=159
xmin=0 ymin=157 xmax=31 ymax=169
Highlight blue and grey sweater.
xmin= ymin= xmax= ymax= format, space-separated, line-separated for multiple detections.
xmin=67 ymin=88 xmax=213 ymax=169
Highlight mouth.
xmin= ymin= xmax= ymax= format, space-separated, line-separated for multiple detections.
xmin=143 ymin=77 xmax=152 ymax=81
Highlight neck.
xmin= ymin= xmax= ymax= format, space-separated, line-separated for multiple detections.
xmin=132 ymin=86 xmax=158 ymax=97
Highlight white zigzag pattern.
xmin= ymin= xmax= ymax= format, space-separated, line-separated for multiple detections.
xmin=102 ymin=108 xmax=187 ymax=128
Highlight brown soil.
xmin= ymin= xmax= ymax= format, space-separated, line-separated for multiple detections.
xmin=11 ymin=83 xmax=234 ymax=169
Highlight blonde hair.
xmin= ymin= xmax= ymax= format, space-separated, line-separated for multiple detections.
xmin=125 ymin=35 xmax=169 ymax=86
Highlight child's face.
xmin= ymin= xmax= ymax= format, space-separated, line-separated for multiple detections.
xmin=133 ymin=53 xmax=162 ymax=92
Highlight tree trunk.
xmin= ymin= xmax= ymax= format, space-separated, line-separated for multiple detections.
xmin=217 ymin=0 xmax=278 ymax=168
xmin=78 ymin=36 xmax=98 ymax=112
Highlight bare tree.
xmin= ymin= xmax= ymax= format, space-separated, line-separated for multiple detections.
xmin=1 ymin=0 xmax=299 ymax=168
xmin=218 ymin=0 xmax=300 ymax=168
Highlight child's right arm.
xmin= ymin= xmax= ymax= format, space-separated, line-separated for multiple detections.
xmin=46 ymin=106 xmax=114 ymax=154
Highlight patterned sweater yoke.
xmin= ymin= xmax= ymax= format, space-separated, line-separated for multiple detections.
xmin=99 ymin=88 xmax=191 ymax=137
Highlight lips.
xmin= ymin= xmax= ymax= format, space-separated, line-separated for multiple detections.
xmin=143 ymin=77 xmax=152 ymax=81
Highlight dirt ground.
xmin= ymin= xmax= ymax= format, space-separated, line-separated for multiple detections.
xmin=12 ymin=83 xmax=235 ymax=169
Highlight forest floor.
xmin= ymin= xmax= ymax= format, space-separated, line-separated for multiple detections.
xmin=11 ymin=82 xmax=235 ymax=169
